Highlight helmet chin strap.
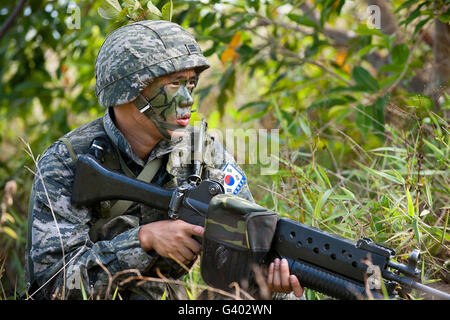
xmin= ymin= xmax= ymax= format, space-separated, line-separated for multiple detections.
xmin=133 ymin=94 xmax=186 ymax=140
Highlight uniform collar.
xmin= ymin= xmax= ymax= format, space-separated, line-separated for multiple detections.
xmin=102 ymin=107 xmax=185 ymax=167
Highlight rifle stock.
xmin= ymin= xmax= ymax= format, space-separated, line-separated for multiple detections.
xmin=72 ymin=154 xmax=172 ymax=211
xmin=72 ymin=154 xmax=450 ymax=300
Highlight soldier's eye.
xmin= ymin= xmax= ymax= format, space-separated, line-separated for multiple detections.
xmin=171 ymin=81 xmax=180 ymax=86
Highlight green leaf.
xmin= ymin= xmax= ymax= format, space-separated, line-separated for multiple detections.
xmin=372 ymin=95 xmax=388 ymax=139
xmin=238 ymin=101 xmax=270 ymax=112
xmin=98 ymin=0 xmax=122 ymax=20
xmin=2 ymin=226 xmax=17 ymax=239
xmin=379 ymin=73 xmax=401 ymax=88
xmin=406 ymin=187 xmax=415 ymax=217
xmin=379 ymin=63 xmax=405 ymax=74
xmin=161 ymin=0 xmax=173 ymax=21
xmin=271 ymin=95 xmax=288 ymax=132
xmin=413 ymin=218 xmax=421 ymax=245
xmin=147 ymin=0 xmax=162 ymax=17
xmin=123 ymin=0 xmax=140 ymax=10
xmin=354 ymin=24 xmax=383 ymax=37
xmin=319 ymin=0 xmax=335 ymax=28
xmin=369 ymin=147 xmax=406 ymax=153
xmin=381 ymin=33 xmax=396 ymax=52
xmin=304 ymin=35 xmax=328 ymax=58
xmin=308 ymin=97 xmax=352 ymax=110
xmin=98 ymin=7 xmax=112 ymax=19
xmin=414 ymin=17 xmax=431 ymax=36
xmin=313 ymin=192 xmax=324 ymax=221
xmin=391 ymin=43 xmax=409 ymax=66
xmin=297 ymin=117 xmax=311 ymax=138
xmin=439 ymin=13 xmax=450 ymax=23
xmin=329 ymin=195 xmax=354 ymax=201
xmin=356 ymin=44 xmax=377 ymax=58
xmin=200 ymin=12 xmax=216 ymax=30
xmin=217 ymin=91 xmax=228 ymax=116
xmin=355 ymin=104 xmax=371 ymax=137
xmin=80 ymin=275 xmax=88 ymax=300
xmin=287 ymin=13 xmax=318 ymax=29
xmin=313 ymin=189 xmax=332 ymax=222
xmin=352 ymin=66 xmax=379 ymax=92
xmin=399 ymin=7 xmax=421 ymax=26
xmin=356 ymin=162 xmax=404 ymax=184
xmin=395 ymin=0 xmax=416 ymax=13
xmin=112 ymin=286 xmax=119 ymax=300
xmin=423 ymin=139 xmax=444 ymax=157
xmin=302 ymin=192 xmax=313 ymax=216
xmin=327 ymin=85 xmax=369 ymax=94
xmin=317 ymin=166 xmax=332 ymax=188
xmin=339 ymin=187 xmax=355 ymax=200
xmin=424 ymin=178 xmax=433 ymax=207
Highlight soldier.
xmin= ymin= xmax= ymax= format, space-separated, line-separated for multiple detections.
xmin=25 ymin=20 xmax=303 ymax=300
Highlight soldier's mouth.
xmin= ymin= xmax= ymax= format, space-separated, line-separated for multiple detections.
xmin=176 ymin=114 xmax=190 ymax=126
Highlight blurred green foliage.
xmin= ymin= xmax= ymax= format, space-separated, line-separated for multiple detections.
xmin=0 ymin=0 xmax=449 ymax=299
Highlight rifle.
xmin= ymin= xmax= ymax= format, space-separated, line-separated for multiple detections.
xmin=71 ymin=155 xmax=450 ymax=300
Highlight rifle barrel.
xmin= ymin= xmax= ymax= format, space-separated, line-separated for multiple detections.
xmin=382 ymin=271 xmax=450 ymax=300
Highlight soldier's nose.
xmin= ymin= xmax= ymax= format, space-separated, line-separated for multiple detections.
xmin=179 ymin=88 xmax=194 ymax=108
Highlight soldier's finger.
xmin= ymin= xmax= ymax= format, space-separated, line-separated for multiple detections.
xmin=266 ymin=262 xmax=274 ymax=288
xmin=169 ymin=252 xmax=186 ymax=265
xmin=186 ymin=224 xmax=204 ymax=237
xmin=290 ymin=275 xmax=303 ymax=297
xmin=185 ymin=237 xmax=202 ymax=255
xmin=272 ymin=258 xmax=281 ymax=290
xmin=280 ymin=258 xmax=290 ymax=289
xmin=178 ymin=246 xmax=196 ymax=263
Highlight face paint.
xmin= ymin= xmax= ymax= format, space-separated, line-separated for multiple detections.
xmin=147 ymin=80 xmax=195 ymax=122
xmin=139 ymin=77 xmax=197 ymax=139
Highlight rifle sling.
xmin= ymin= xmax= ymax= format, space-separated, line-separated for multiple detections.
xmin=58 ymin=136 xmax=163 ymax=240
xmin=89 ymin=155 xmax=163 ymax=240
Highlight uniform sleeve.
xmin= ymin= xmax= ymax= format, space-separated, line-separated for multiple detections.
xmin=29 ymin=141 xmax=157 ymax=299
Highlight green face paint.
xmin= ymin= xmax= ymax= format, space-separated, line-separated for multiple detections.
xmin=146 ymin=81 xmax=195 ymax=121
xmin=139 ymin=77 xmax=197 ymax=139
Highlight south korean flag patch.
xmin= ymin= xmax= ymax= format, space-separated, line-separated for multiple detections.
xmin=222 ymin=162 xmax=246 ymax=195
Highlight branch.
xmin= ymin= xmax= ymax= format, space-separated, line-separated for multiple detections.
xmin=237 ymin=15 xmax=354 ymax=86
xmin=275 ymin=45 xmax=353 ymax=86
xmin=0 ymin=0 xmax=27 ymax=41
xmin=256 ymin=5 xmax=391 ymax=73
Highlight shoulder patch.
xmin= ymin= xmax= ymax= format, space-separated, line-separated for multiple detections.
xmin=222 ymin=162 xmax=246 ymax=195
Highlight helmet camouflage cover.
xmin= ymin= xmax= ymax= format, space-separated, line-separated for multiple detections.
xmin=95 ymin=20 xmax=210 ymax=108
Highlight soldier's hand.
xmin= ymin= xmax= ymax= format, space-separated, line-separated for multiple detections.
xmin=138 ymin=219 xmax=203 ymax=264
xmin=267 ymin=258 xmax=303 ymax=297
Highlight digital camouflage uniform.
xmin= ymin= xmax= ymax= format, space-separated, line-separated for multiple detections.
xmin=25 ymin=20 xmax=299 ymax=300
xmin=25 ymin=106 xmax=253 ymax=300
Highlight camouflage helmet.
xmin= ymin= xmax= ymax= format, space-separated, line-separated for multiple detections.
xmin=95 ymin=20 xmax=210 ymax=108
